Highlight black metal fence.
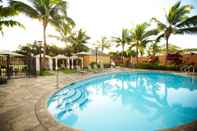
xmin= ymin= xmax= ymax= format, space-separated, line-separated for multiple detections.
xmin=0 ymin=55 xmax=37 ymax=84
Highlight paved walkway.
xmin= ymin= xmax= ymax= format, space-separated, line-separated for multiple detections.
xmin=0 ymin=71 xmax=98 ymax=131
xmin=0 ymin=69 xmax=196 ymax=131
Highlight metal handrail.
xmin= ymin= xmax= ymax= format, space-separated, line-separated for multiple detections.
xmin=180 ymin=65 xmax=196 ymax=73
xmin=184 ymin=65 xmax=192 ymax=72
xmin=180 ymin=65 xmax=188 ymax=72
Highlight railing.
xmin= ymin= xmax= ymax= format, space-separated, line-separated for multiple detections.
xmin=180 ymin=65 xmax=196 ymax=73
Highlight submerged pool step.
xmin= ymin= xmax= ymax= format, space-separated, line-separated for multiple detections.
xmin=55 ymin=89 xmax=77 ymax=108
xmin=65 ymin=92 xmax=88 ymax=108
xmin=57 ymin=97 xmax=89 ymax=118
xmin=50 ymin=89 xmax=70 ymax=102
xmin=57 ymin=89 xmax=89 ymax=117
xmin=57 ymin=89 xmax=82 ymax=109
xmin=56 ymin=88 xmax=88 ymax=108
xmin=54 ymin=89 xmax=70 ymax=97
xmin=52 ymin=89 xmax=76 ymax=101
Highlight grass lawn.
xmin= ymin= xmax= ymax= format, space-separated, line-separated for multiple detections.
xmin=62 ymin=69 xmax=77 ymax=74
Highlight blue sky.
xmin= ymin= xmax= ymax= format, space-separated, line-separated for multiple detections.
xmin=0 ymin=0 xmax=197 ymax=51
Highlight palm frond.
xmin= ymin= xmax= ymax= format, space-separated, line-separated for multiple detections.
xmin=167 ymin=1 xmax=181 ymax=23
xmin=155 ymin=33 xmax=165 ymax=42
xmin=10 ymin=0 xmax=39 ymax=18
xmin=143 ymin=29 xmax=159 ymax=38
xmin=176 ymin=27 xmax=197 ymax=34
xmin=0 ymin=6 xmax=18 ymax=17
xmin=0 ymin=20 xmax=24 ymax=34
xmin=176 ymin=15 xmax=197 ymax=27
xmin=173 ymin=4 xmax=193 ymax=24
xmin=151 ymin=17 xmax=167 ymax=31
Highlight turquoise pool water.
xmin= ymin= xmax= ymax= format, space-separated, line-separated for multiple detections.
xmin=48 ymin=71 xmax=197 ymax=131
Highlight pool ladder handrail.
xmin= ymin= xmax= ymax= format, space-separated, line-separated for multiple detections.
xmin=180 ymin=65 xmax=188 ymax=72
xmin=180 ymin=65 xmax=196 ymax=73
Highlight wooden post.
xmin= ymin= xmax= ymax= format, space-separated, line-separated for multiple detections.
xmin=6 ymin=55 xmax=10 ymax=79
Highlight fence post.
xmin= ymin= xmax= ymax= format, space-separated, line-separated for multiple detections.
xmin=56 ymin=68 xmax=59 ymax=89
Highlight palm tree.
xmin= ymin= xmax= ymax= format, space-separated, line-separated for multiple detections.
xmin=113 ymin=29 xmax=130 ymax=63
xmin=130 ymin=23 xmax=157 ymax=64
xmin=152 ymin=1 xmax=197 ymax=64
xmin=68 ymin=29 xmax=90 ymax=53
xmin=0 ymin=1 xmax=23 ymax=34
xmin=10 ymin=0 xmax=67 ymax=69
xmin=148 ymin=42 xmax=161 ymax=56
xmin=49 ymin=6 xmax=75 ymax=45
xmin=96 ymin=37 xmax=110 ymax=53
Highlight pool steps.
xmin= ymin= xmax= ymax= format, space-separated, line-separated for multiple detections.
xmin=55 ymin=88 xmax=89 ymax=117
xmin=51 ymin=89 xmax=76 ymax=102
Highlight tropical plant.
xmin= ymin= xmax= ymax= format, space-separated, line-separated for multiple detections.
xmin=113 ymin=29 xmax=130 ymax=63
xmin=152 ymin=1 xmax=197 ymax=64
xmin=125 ymin=50 xmax=137 ymax=57
xmin=96 ymin=37 xmax=110 ymax=53
xmin=46 ymin=45 xmax=65 ymax=56
xmin=130 ymin=23 xmax=157 ymax=63
xmin=68 ymin=29 xmax=90 ymax=53
xmin=182 ymin=48 xmax=197 ymax=52
xmin=148 ymin=42 xmax=161 ymax=56
xmin=49 ymin=5 xmax=75 ymax=45
xmin=160 ymin=44 xmax=181 ymax=54
xmin=0 ymin=1 xmax=23 ymax=34
xmin=10 ymin=0 xmax=68 ymax=69
xmin=16 ymin=43 xmax=41 ymax=56
xmin=16 ymin=43 xmax=72 ymax=57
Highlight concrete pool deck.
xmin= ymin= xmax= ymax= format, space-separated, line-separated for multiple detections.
xmin=0 ymin=68 xmax=196 ymax=131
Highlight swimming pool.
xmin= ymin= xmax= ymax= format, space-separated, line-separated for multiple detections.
xmin=48 ymin=71 xmax=197 ymax=131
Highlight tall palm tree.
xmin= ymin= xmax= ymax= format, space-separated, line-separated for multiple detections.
xmin=130 ymin=23 xmax=157 ymax=64
xmin=113 ymin=29 xmax=130 ymax=63
xmin=152 ymin=1 xmax=197 ymax=64
xmin=0 ymin=1 xmax=23 ymax=34
xmin=68 ymin=29 xmax=90 ymax=53
xmin=10 ymin=0 xmax=67 ymax=69
xmin=96 ymin=37 xmax=110 ymax=53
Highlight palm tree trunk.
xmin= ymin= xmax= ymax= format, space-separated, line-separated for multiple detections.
xmin=42 ymin=22 xmax=47 ymax=70
xmin=165 ymin=37 xmax=169 ymax=65
xmin=102 ymin=46 xmax=104 ymax=53
xmin=122 ymin=44 xmax=124 ymax=64
xmin=136 ymin=43 xmax=139 ymax=64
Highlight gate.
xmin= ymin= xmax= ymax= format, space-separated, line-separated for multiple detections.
xmin=0 ymin=54 xmax=37 ymax=84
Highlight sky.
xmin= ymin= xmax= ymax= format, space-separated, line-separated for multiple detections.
xmin=0 ymin=0 xmax=197 ymax=51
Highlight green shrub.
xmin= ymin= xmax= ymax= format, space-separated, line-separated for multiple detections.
xmin=90 ymin=62 xmax=99 ymax=68
xmin=116 ymin=63 xmax=126 ymax=67
xmin=62 ymin=69 xmax=77 ymax=74
xmin=135 ymin=63 xmax=179 ymax=71
xmin=39 ymin=70 xmax=54 ymax=76
xmin=104 ymin=64 xmax=111 ymax=68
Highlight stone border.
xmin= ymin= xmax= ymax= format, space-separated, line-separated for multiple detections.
xmin=35 ymin=68 xmax=197 ymax=131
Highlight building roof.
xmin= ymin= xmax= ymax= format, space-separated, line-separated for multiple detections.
xmin=77 ymin=50 xmax=107 ymax=56
xmin=183 ymin=51 xmax=197 ymax=55
xmin=54 ymin=55 xmax=69 ymax=59
xmin=0 ymin=50 xmax=23 ymax=56
xmin=34 ymin=54 xmax=52 ymax=58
